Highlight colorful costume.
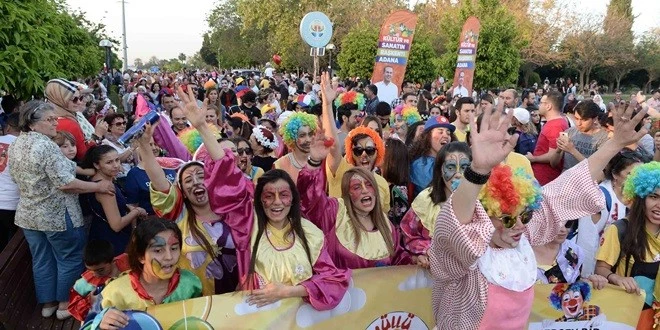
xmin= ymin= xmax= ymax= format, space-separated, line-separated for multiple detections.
xmin=68 ymin=254 xmax=131 ymax=322
xmin=297 ymin=167 xmax=411 ymax=270
xmin=82 ymin=269 xmax=201 ymax=329
xmin=537 ymin=239 xmax=584 ymax=284
xmin=151 ymin=185 xmax=238 ymax=296
xmin=205 ymin=151 xmax=350 ymax=310
xmin=429 ymin=160 xmax=604 ymax=329
xmin=326 ymin=158 xmax=390 ymax=214
xmin=400 ymin=187 xmax=444 ymax=256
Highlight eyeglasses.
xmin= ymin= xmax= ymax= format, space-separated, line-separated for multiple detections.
xmin=497 ymin=209 xmax=534 ymax=228
xmin=113 ymin=121 xmax=126 ymax=127
xmin=352 ymin=146 xmax=376 ymax=157
xmin=71 ymin=96 xmax=82 ymax=103
xmin=41 ymin=116 xmax=59 ymax=124
xmin=237 ymin=147 xmax=252 ymax=156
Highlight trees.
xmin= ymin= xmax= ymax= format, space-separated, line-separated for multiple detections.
xmin=636 ymin=29 xmax=660 ymax=92
xmin=0 ymin=0 xmax=118 ymax=99
xmin=336 ymin=22 xmax=379 ymax=79
xmin=178 ymin=53 xmax=187 ymax=63
xmin=601 ymin=0 xmax=636 ymax=90
xmin=438 ymin=0 xmax=524 ymax=89
xmin=404 ymin=34 xmax=438 ymax=83
xmin=134 ymin=58 xmax=143 ymax=69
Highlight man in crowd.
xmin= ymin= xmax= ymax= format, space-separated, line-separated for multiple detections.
xmin=526 ymin=90 xmax=567 ymax=185
xmin=451 ymin=97 xmax=475 ymax=142
xmin=364 ymin=85 xmax=379 ymax=115
xmin=499 ymin=88 xmax=519 ymax=110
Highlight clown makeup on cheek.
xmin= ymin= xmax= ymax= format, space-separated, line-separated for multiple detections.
xmin=349 ymin=176 xmax=375 ymax=200
xmin=261 ymin=186 xmax=293 ymax=208
xmin=147 ymin=233 xmax=180 ymax=280
xmin=442 ymin=153 xmax=470 ymax=190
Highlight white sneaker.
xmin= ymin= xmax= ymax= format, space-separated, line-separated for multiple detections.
xmin=56 ymin=309 xmax=71 ymax=320
xmin=41 ymin=305 xmax=57 ymax=318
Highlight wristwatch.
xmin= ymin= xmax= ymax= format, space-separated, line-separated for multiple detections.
xmin=464 ymin=166 xmax=491 ymax=185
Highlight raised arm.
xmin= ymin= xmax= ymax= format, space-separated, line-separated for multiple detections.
xmin=319 ymin=72 xmax=342 ymax=175
xmin=297 ymin=165 xmax=339 ymax=233
xmin=136 ymin=122 xmax=170 ymax=192
xmin=176 ymin=85 xmax=225 ymax=161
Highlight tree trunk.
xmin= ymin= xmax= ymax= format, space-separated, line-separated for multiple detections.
xmin=578 ymin=70 xmax=585 ymax=91
xmin=615 ymin=76 xmax=621 ymax=90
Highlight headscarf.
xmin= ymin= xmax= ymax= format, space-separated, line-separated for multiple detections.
xmin=44 ymin=79 xmax=77 ymax=114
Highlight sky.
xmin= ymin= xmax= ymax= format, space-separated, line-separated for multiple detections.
xmin=65 ymin=0 xmax=660 ymax=67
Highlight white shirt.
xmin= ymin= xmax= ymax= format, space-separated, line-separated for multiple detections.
xmin=375 ymin=81 xmax=399 ymax=106
xmin=0 ymin=135 xmax=19 ymax=210
xmin=478 ymin=235 xmax=537 ymax=292
xmin=452 ymin=85 xmax=469 ymax=97
xmin=264 ymin=67 xmax=274 ymax=78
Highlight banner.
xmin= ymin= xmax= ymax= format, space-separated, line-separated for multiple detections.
xmin=370 ymin=10 xmax=418 ymax=106
xmin=451 ymin=16 xmax=481 ymax=98
xmin=138 ymin=265 xmax=645 ymax=329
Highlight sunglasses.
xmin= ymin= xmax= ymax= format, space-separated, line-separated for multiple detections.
xmin=237 ymin=147 xmax=252 ymax=156
xmin=71 ymin=96 xmax=82 ymax=103
xmin=352 ymin=146 xmax=376 ymax=157
xmin=498 ymin=209 xmax=534 ymax=229
xmin=564 ymin=220 xmax=577 ymax=229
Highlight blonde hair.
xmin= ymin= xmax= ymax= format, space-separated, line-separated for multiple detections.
xmin=340 ymin=167 xmax=395 ymax=256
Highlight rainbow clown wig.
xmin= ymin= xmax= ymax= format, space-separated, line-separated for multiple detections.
xmin=623 ymin=161 xmax=660 ymax=204
xmin=278 ymin=112 xmax=318 ymax=146
xmin=345 ymin=126 xmax=385 ymax=167
xmin=391 ymin=104 xmax=422 ymax=127
xmin=549 ymin=282 xmax=591 ymax=311
xmin=478 ymin=164 xmax=543 ymax=218
xmin=177 ymin=124 xmax=221 ymax=155
xmin=334 ymin=91 xmax=366 ymax=111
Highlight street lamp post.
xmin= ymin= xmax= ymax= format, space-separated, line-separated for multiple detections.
xmin=99 ymin=39 xmax=112 ymax=87
xmin=326 ymin=43 xmax=335 ymax=77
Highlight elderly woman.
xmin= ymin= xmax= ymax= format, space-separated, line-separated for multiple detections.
xmin=45 ymin=79 xmax=107 ymax=161
xmin=8 ymin=101 xmax=115 ymax=319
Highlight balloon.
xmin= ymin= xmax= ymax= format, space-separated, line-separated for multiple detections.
xmin=272 ymin=54 xmax=282 ymax=66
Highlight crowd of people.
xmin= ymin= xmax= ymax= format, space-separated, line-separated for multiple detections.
xmin=0 ymin=64 xmax=659 ymax=329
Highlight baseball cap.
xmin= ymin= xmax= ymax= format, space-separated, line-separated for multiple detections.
xmin=424 ymin=115 xmax=455 ymax=133
xmin=510 ymin=107 xmax=530 ymax=125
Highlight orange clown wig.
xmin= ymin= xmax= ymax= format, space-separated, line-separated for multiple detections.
xmin=478 ymin=164 xmax=543 ymax=217
xmin=344 ymin=126 xmax=385 ymax=167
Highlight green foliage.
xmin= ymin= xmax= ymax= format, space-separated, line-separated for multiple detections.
xmin=336 ymin=23 xmax=379 ymax=79
xmin=0 ymin=0 xmax=118 ymax=99
xmin=636 ymin=31 xmax=660 ymax=90
xmin=438 ymin=0 xmax=524 ymax=89
xmin=404 ymin=34 xmax=438 ymax=83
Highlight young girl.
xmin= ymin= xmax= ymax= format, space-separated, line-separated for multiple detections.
xmin=53 ymin=131 xmax=95 ymax=177
xmin=83 ymin=218 xmax=201 ymax=329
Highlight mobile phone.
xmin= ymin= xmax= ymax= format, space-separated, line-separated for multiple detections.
xmin=559 ymin=132 xmax=568 ymax=139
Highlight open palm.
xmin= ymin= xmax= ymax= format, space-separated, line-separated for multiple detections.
xmin=469 ymin=105 xmax=518 ymax=173
xmin=308 ymin=130 xmax=332 ymax=162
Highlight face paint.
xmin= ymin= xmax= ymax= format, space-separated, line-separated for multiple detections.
xmin=451 ymin=179 xmax=461 ymax=191
xmin=151 ymin=259 xmax=173 ymax=279
xmin=144 ymin=232 xmax=180 ymax=280
xmin=348 ymin=176 xmax=375 ymax=201
xmin=149 ymin=235 xmax=166 ymax=249
xmin=261 ymin=185 xmax=293 ymax=208
xmin=442 ymin=153 xmax=470 ymax=187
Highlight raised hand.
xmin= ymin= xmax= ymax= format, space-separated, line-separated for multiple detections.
xmin=468 ymin=103 xmax=518 ymax=173
xmin=320 ymin=72 xmax=337 ymax=104
xmin=136 ymin=121 xmax=157 ymax=146
xmin=176 ymin=85 xmax=207 ymax=128
xmin=610 ymin=99 xmax=647 ymax=148
xmin=308 ymin=129 xmax=333 ymax=164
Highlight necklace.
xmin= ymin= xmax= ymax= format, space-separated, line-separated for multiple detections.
xmin=288 ymin=153 xmax=303 ymax=170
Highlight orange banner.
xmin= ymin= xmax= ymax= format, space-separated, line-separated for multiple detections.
xmin=451 ymin=16 xmax=481 ymax=98
xmin=370 ymin=10 xmax=418 ymax=106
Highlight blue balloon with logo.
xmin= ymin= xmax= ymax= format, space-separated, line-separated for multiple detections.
xmin=123 ymin=310 xmax=163 ymax=330
xmin=299 ymin=12 xmax=333 ymax=48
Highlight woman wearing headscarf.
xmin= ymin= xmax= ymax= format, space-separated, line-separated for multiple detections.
xmin=45 ymin=79 xmax=108 ymax=161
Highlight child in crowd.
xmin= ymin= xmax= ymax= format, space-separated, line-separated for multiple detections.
xmin=67 ymin=240 xmax=130 ymax=322
xmin=53 ymin=131 xmax=95 ymax=177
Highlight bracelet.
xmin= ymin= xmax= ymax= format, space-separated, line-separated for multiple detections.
xmin=463 ymin=166 xmax=491 ymax=185
xmin=606 ymin=272 xmax=615 ymax=282
xmin=307 ymin=156 xmax=322 ymax=167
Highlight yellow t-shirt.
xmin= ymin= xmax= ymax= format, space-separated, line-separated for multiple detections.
xmin=453 ymin=128 xmax=467 ymax=142
xmin=596 ymin=225 xmax=660 ymax=276
xmin=326 ymin=157 xmax=390 ymax=213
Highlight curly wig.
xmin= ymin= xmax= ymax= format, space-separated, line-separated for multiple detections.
xmin=549 ymin=282 xmax=592 ymax=310
xmin=623 ymin=161 xmax=660 ymax=203
xmin=334 ymin=91 xmax=366 ymax=111
xmin=177 ymin=124 xmax=221 ymax=154
xmin=391 ymin=104 xmax=422 ymax=127
xmin=344 ymin=126 xmax=385 ymax=167
xmin=278 ymin=112 xmax=318 ymax=146
xmin=478 ymin=164 xmax=543 ymax=217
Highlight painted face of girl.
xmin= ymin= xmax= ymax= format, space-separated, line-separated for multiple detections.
xmin=261 ymin=179 xmax=293 ymax=225
xmin=442 ymin=152 xmax=470 ymax=192
xmin=141 ymin=230 xmax=181 ymax=280
xmin=348 ymin=174 xmax=376 ymax=214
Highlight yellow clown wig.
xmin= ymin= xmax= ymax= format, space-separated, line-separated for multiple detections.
xmin=478 ymin=164 xmax=543 ymax=217
xmin=344 ymin=126 xmax=385 ymax=167
xmin=278 ymin=112 xmax=318 ymax=146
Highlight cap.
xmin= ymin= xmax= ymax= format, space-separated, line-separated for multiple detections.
xmin=424 ymin=115 xmax=455 ymax=133
xmin=510 ymin=107 xmax=530 ymax=125
xmin=235 ymin=77 xmax=245 ymax=85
